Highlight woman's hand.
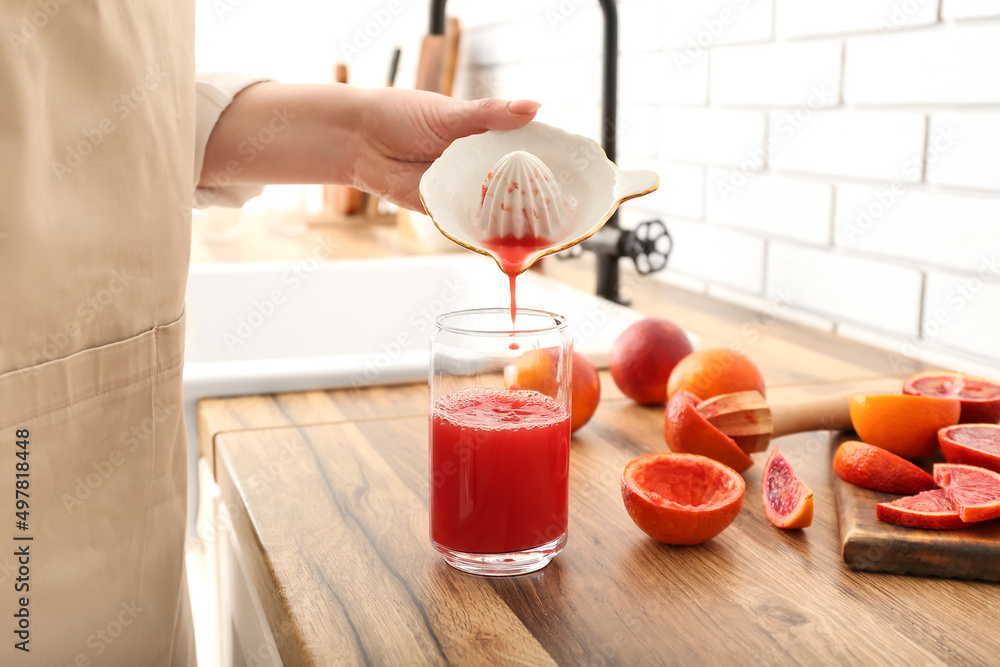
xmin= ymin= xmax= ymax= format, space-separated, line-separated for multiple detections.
xmin=199 ymin=82 xmax=539 ymax=212
xmin=349 ymin=88 xmax=540 ymax=210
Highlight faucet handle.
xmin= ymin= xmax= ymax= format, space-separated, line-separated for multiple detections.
xmin=622 ymin=219 xmax=672 ymax=275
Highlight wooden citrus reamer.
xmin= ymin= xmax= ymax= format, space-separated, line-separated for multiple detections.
xmin=695 ymin=390 xmax=855 ymax=452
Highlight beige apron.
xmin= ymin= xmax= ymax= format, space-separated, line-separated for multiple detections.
xmin=1 ymin=1 xmax=197 ymax=664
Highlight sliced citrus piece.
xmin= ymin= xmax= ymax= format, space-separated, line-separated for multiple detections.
xmin=938 ymin=424 xmax=1000 ymax=474
xmin=664 ymin=389 xmax=754 ymax=473
xmin=762 ymin=447 xmax=813 ymax=529
xmin=621 ymin=452 xmax=745 ymax=545
xmin=876 ymin=489 xmax=969 ymax=530
xmin=903 ymin=371 xmax=1000 ymax=424
xmin=849 ymin=394 xmax=961 ymax=459
xmin=833 ymin=440 xmax=937 ymax=494
xmin=934 ymin=463 xmax=1000 ymax=523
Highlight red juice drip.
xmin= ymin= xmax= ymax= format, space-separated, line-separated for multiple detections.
xmin=430 ymin=387 xmax=571 ymax=554
xmin=507 ymin=272 xmax=518 ymax=349
xmin=482 ymin=234 xmax=553 ymax=348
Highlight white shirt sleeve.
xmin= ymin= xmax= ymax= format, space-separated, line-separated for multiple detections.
xmin=193 ymin=70 xmax=271 ymax=208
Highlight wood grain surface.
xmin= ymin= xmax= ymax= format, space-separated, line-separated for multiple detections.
xmin=833 ymin=432 xmax=1000 ymax=582
xmin=215 ymin=389 xmax=1000 ymax=666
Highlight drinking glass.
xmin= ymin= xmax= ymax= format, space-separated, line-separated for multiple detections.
xmin=429 ymin=308 xmax=572 ymax=576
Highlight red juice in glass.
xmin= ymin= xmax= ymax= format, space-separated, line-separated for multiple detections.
xmin=430 ymin=387 xmax=570 ymax=555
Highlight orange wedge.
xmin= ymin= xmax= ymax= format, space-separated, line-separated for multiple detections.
xmin=763 ymin=447 xmax=813 ymax=529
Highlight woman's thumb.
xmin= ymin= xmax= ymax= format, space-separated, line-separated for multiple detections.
xmin=445 ymin=98 xmax=541 ymax=137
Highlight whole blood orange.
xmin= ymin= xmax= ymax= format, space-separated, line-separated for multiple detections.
xmin=666 ymin=348 xmax=766 ymax=401
xmin=609 ymin=318 xmax=693 ymax=405
xmin=934 ymin=463 xmax=1000 ymax=523
xmin=505 ymin=350 xmax=601 ymax=433
xmin=903 ymin=371 xmax=1000 ymax=424
xmin=621 ymin=452 xmax=745 ymax=545
xmin=762 ymin=448 xmax=813 ymax=529
xmin=664 ymin=389 xmax=753 ymax=473
xmin=503 ymin=347 xmax=561 ymax=397
xmin=849 ymin=394 xmax=961 ymax=459
xmin=832 ymin=440 xmax=937 ymax=495
xmin=938 ymin=424 xmax=1000 ymax=473
xmin=876 ymin=490 xmax=969 ymax=530
xmin=569 ymin=352 xmax=601 ymax=432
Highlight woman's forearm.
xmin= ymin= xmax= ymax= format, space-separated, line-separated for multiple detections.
xmin=199 ymin=82 xmax=539 ymax=210
xmin=198 ymin=82 xmax=368 ymax=188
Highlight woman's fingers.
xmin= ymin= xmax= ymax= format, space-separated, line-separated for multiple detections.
xmin=434 ymin=97 xmax=541 ymax=141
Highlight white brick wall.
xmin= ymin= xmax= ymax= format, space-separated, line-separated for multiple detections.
xmin=457 ymin=0 xmax=1000 ymax=372
xmin=768 ymin=111 xmax=926 ymax=181
xmin=926 ymin=113 xmax=1000 ymax=191
xmin=834 ymin=186 xmax=1000 ymax=273
xmin=766 ymin=244 xmax=923 ymax=336
xmin=622 ymin=159 xmax=704 ymax=220
xmin=924 ymin=269 xmax=1000 ymax=364
xmin=661 ymin=0 xmax=774 ymax=49
xmin=710 ymin=42 xmax=842 ymax=107
xmin=705 ymin=170 xmax=833 ymax=244
xmin=845 ymin=24 xmax=1000 ymax=105
xmin=640 ymin=215 xmax=766 ymax=293
xmin=659 ymin=108 xmax=766 ymax=166
xmin=621 ymin=53 xmax=708 ymax=106
xmin=942 ymin=0 xmax=1000 ymax=19
xmin=775 ymin=0 xmax=939 ymax=38
xmin=617 ymin=0 xmax=667 ymax=53
xmin=618 ymin=105 xmax=658 ymax=159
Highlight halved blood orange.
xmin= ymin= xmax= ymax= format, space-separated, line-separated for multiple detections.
xmin=833 ymin=440 xmax=937 ymax=494
xmin=903 ymin=371 xmax=1000 ymax=424
xmin=938 ymin=424 xmax=1000 ymax=473
xmin=934 ymin=463 xmax=1000 ymax=523
xmin=762 ymin=447 xmax=813 ymax=529
xmin=621 ymin=452 xmax=745 ymax=545
xmin=849 ymin=394 xmax=961 ymax=459
xmin=664 ymin=389 xmax=753 ymax=473
xmin=876 ymin=490 xmax=969 ymax=530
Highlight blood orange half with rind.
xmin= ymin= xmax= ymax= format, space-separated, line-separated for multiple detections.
xmin=876 ymin=489 xmax=969 ymax=530
xmin=762 ymin=447 xmax=813 ymax=529
xmin=938 ymin=424 xmax=1000 ymax=474
xmin=664 ymin=389 xmax=753 ymax=473
xmin=933 ymin=463 xmax=1000 ymax=523
xmin=903 ymin=371 xmax=1000 ymax=424
xmin=621 ymin=452 xmax=746 ymax=545
xmin=849 ymin=394 xmax=961 ymax=460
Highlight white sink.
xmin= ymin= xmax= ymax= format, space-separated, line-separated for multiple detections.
xmin=184 ymin=253 xmax=644 ymax=403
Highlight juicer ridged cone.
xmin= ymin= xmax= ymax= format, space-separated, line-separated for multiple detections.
xmin=479 ymin=151 xmax=574 ymax=240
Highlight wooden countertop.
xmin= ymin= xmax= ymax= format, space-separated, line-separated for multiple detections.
xmin=196 ymin=222 xmax=1000 ymax=665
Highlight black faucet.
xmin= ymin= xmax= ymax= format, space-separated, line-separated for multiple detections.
xmin=429 ymin=0 xmax=670 ymax=304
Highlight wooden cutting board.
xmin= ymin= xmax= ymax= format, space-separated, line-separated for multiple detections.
xmin=832 ymin=431 xmax=1000 ymax=581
